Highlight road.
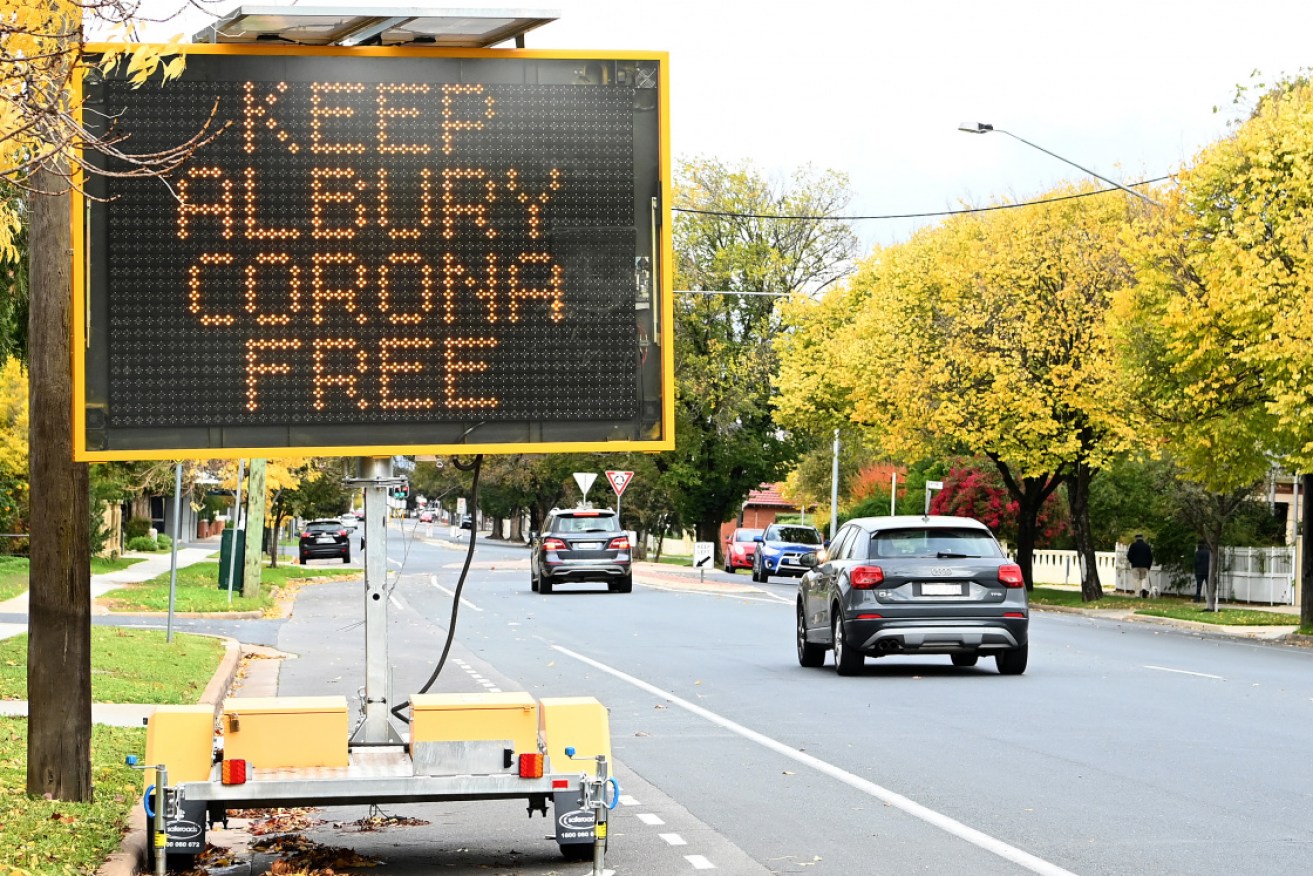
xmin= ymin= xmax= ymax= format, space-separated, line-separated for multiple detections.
xmin=205 ymin=521 xmax=1313 ymax=874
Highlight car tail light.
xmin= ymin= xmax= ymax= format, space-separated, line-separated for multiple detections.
xmin=518 ymin=753 xmax=544 ymax=778
xmin=573 ymin=511 xmax=600 ymax=517
xmin=543 ymin=538 xmax=568 ymax=552
xmin=608 ymin=536 xmax=630 ymax=551
xmin=856 ymin=613 xmax=884 ymax=619
xmin=338 ymin=529 xmax=348 ymax=537
xmin=221 ymin=759 xmax=248 ymax=785
xmin=1004 ymin=612 xmax=1026 ymax=618
xmin=300 ymin=531 xmax=310 ymax=539
xmin=850 ymin=565 xmax=885 ymax=589
xmin=998 ymin=564 xmax=1024 ymax=588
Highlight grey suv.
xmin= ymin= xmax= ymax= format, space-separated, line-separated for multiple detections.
xmin=796 ymin=515 xmax=1028 ymax=675
xmin=530 ymin=508 xmax=632 ymax=594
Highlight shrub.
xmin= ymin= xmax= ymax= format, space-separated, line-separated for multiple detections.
xmin=156 ymin=534 xmax=172 ymax=550
xmin=124 ymin=518 xmax=153 ymax=541
xmin=125 ymin=536 xmax=158 ymax=552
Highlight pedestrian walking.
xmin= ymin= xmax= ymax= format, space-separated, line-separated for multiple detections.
xmin=1127 ymin=533 xmax=1155 ymax=598
xmin=1193 ymin=541 xmax=1210 ymax=603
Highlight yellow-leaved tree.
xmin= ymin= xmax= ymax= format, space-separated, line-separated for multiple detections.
xmin=0 ymin=358 xmax=28 ymax=538
xmin=1118 ymin=77 xmax=1313 ymax=620
xmin=4 ymin=0 xmax=206 ymax=801
xmin=778 ymin=183 xmax=1144 ymax=597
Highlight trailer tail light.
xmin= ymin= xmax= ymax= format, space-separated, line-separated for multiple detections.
xmin=998 ymin=564 xmax=1024 ymax=588
xmin=519 ymin=753 xmax=544 ymax=778
xmin=850 ymin=566 xmax=885 ymax=589
xmin=221 ymin=759 xmax=248 ymax=785
xmin=552 ymin=778 xmax=571 ymax=789
xmin=542 ymin=538 xmax=568 ymax=552
xmin=608 ymin=536 xmax=630 ymax=551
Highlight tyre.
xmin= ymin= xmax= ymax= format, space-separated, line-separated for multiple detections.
xmin=531 ymin=575 xmax=540 ymax=592
xmin=298 ymin=551 xmax=307 ymax=565
xmin=342 ymin=550 xmax=350 ymax=564
xmin=797 ymin=602 xmax=825 ymax=668
xmin=540 ymin=577 xmax=554 ymax=594
xmin=608 ymin=574 xmax=633 ymax=593
xmin=832 ymin=613 xmax=864 ymax=676
xmin=996 ymin=643 xmax=1028 ymax=675
xmin=724 ymin=561 xmax=735 ymax=574
xmin=560 ymin=842 xmax=593 ymax=861
xmin=951 ymin=653 xmax=979 ymax=668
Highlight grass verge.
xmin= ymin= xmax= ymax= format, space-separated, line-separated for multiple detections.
xmin=99 ymin=561 xmax=357 ymax=614
xmin=1030 ymin=587 xmax=1297 ymax=625
xmin=89 ymin=556 xmax=145 ymax=575
xmin=0 ymin=627 xmax=225 ymax=703
xmin=0 ymin=717 xmax=146 ymax=876
xmin=0 ymin=556 xmax=27 ymax=603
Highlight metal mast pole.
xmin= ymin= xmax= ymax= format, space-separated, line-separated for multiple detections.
xmin=353 ymin=457 xmax=403 ymax=743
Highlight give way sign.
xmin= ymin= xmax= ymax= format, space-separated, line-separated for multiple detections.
xmin=605 ymin=470 xmax=634 ymax=497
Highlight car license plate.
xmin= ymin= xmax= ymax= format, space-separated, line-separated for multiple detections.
xmin=317 ymin=537 xmax=334 ymax=544
xmin=921 ymin=582 xmax=963 ymax=596
xmin=575 ymin=542 xmax=602 ymax=550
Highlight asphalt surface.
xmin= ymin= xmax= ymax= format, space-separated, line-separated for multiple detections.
xmin=173 ymin=522 xmax=1313 ymax=875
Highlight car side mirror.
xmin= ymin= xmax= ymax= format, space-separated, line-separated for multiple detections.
xmin=824 ymin=539 xmax=831 ymax=548
xmin=753 ymin=535 xmax=764 ymax=543
xmin=799 ymin=553 xmax=820 ymax=569
xmin=529 ymin=530 xmax=539 ymax=541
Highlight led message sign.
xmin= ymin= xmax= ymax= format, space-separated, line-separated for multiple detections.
xmin=76 ymin=46 xmax=670 ymax=460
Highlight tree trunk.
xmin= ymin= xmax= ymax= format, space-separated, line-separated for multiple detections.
xmin=27 ymin=173 xmax=93 ymax=801
xmin=242 ymin=459 xmax=267 ymax=598
xmin=1064 ymin=463 xmax=1103 ymax=601
xmin=1301 ymin=473 xmax=1312 ymax=628
xmin=698 ymin=515 xmax=723 ymax=565
xmin=269 ymin=510 xmax=285 ymax=568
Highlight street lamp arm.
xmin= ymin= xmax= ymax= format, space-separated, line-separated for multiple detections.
xmin=959 ymin=122 xmax=1162 ymax=207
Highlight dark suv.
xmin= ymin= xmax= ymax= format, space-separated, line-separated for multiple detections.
xmin=299 ymin=519 xmax=351 ymax=565
xmin=796 ymin=515 xmax=1028 ymax=675
xmin=530 ymin=508 xmax=632 ymax=594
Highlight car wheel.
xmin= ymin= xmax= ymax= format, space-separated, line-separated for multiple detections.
xmin=797 ymin=602 xmax=825 ymax=668
xmin=531 ymin=575 xmax=539 ymax=592
xmin=951 ymin=653 xmax=979 ymax=668
xmin=539 ymin=577 xmax=553 ymax=595
xmin=608 ymin=574 xmax=633 ymax=594
xmin=342 ymin=550 xmax=351 ymax=564
xmin=832 ymin=613 xmax=864 ymax=676
xmin=724 ymin=560 xmax=734 ymax=574
xmin=752 ymin=560 xmax=764 ymax=583
xmin=298 ymin=551 xmax=307 ymax=565
xmin=996 ymin=643 xmax=1028 ymax=675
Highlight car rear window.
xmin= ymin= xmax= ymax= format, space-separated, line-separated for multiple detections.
xmin=768 ymin=526 xmax=822 ymax=545
xmin=733 ymin=529 xmax=763 ymax=542
xmin=306 ymin=521 xmax=342 ymax=533
xmin=871 ymin=528 xmax=1002 ymax=559
xmin=554 ymin=514 xmax=619 ymax=533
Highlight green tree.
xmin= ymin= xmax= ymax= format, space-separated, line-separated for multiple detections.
xmin=663 ymin=158 xmax=859 ymax=561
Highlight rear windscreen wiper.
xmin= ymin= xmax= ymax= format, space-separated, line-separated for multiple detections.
xmin=936 ymin=551 xmax=977 ymax=558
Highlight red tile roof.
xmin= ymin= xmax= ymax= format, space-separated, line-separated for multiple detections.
xmin=745 ymin=483 xmax=795 ymax=508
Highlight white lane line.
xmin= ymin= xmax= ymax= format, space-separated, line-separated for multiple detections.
xmin=429 ymin=574 xmax=483 ymax=611
xmin=659 ymin=833 xmax=686 ymax=846
xmin=388 ymin=594 xmax=407 ymax=611
xmin=1145 ymin=665 xmax=1224 ymax=680
xmin=636 ymin=813 xmax=665 ymax=826
xmin=638 ymin=582 xmax=790 ymax=604
xmin=387 ymin=558 xmax=403 ymax=567
xmin=685 ymin=855 xmax=716 ymax=870
xmin=553 ymin=645 xmax=1077 ymax=876
xmin=619 ymin=795 xmax=639 ymax=806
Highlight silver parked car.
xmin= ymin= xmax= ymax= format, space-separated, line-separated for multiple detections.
xmin=796 ymin=515 xmax=1028 ymax=675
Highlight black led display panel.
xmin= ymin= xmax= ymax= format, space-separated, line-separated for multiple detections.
xmin=79 ymin=48 xmax=668 ymax=459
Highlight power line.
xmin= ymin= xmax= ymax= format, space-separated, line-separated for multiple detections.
xmin=672 ymin=175 xmax=1173 ymax=221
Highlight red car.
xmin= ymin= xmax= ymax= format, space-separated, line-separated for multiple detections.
xmin=723 ymin=528 xmax=763 ymax=573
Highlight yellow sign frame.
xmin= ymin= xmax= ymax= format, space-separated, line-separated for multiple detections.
xmin=72 ymin=43 xmax=673 ymax=461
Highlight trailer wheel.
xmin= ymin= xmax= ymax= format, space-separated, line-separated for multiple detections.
xmin=560 ymin=842 xmax=594 ymax=860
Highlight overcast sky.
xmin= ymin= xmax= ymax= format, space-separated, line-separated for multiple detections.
xmin=127 ymin=0 xmax=1313 ymax=251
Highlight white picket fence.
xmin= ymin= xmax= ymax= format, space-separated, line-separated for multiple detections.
xmin=1029 ymin=545 xmax=1295 ymax=605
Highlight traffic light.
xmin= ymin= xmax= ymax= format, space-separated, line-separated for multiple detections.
xmin=393 ymin=483 xmax=410 ymax=500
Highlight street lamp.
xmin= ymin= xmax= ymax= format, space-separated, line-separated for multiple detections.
xmin=958 ymin=122 xmax=1161 ymax=207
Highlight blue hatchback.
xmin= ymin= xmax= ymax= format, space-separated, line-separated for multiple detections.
xmin=753 ymin=524 xmax=824 ymax=582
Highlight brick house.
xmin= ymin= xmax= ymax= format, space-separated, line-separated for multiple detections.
xmin=718 ymin=483 xmax=799 ymax=547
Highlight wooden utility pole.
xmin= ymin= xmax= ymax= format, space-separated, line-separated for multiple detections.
xmin=1302 ymin=474 xmax=1313 ymax=629
xmin=26 ymin=170 xmax=93 ymax=801
xmin=242 ymin=459 xmax=267 ymax=598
